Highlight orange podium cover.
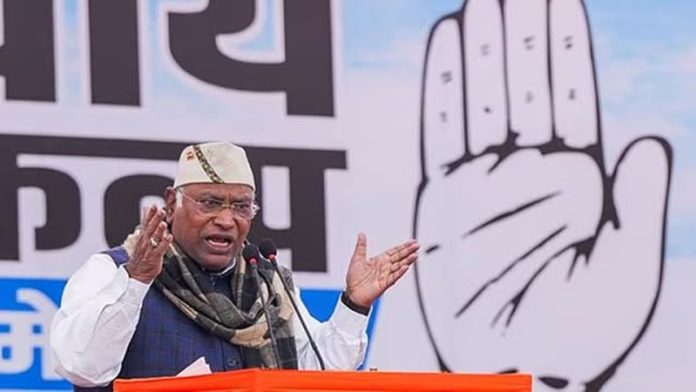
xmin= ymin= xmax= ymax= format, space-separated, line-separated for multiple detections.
xmin=113 ymin=369 xmax=531 ymax=392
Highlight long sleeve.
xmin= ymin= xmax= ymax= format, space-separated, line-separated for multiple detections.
xmin=49 ymin=254 xmax=151 ymax=387
xmin=293 ymin=289 xmax=370 ymax=370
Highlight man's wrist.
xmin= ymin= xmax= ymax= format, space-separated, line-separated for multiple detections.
xmin=341 ymin=291 xmax=371 ymax=316
xmin=125 ymin=263 xmax=155 ymax=284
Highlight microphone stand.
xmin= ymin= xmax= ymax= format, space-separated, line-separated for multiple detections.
xmin=260 ymin=241 xmax=326 ymax=370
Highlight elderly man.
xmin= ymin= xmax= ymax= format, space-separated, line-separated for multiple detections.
xmin=50 ymin=142 xmax=419 ymax=390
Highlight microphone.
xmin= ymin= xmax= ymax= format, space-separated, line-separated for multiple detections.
xmin=242 ymin=244 xmax=281 ymax=368
xmin=259 ymin=239 xmax=326 ymax=370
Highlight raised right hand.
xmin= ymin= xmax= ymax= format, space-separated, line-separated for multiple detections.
xmin=125 ymin=205 xmax=173 ymax=283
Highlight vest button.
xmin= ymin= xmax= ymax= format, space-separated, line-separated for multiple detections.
xmin=226 ymin=359 xmax=239 ymax=369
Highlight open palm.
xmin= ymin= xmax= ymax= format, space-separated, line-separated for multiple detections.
xmin=346 ymin=233 xmax=419 ymax=307
xmin=413 ymin=0 xmax=671 ymax=391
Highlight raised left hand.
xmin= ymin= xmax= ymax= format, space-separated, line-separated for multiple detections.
xmin=345 ymin=233 xmax=420 ymax=308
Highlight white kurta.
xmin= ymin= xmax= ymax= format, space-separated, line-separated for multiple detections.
xmin=50 ymin=253 xmax=369 ymax=387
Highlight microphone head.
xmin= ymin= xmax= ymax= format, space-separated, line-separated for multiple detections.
xmin=242 ymin=244 xmax=261 ymax=265
xmin=258 ymin=239 xmax=278 ymax=260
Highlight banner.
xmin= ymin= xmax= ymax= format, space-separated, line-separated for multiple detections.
xmin=0 ymin=1 xmax=694 ymax=391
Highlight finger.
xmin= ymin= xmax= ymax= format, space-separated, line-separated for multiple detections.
xmin=463 ymin=0 xmax=508 ymax=155
xmin=421 ymin=15 xmax=466 ymax=178
xmin=550 ymin=0 xmax=599 ymax=148
xmin=151 ymin=221 xmax=168 ymax=245
xmin=141 ymin=204 xmax=156 ymax=226
xmin=392 ymin=253 xmax=418 ymax=271
xmin=143 ymin=207 xmax=166 ymax=238
xmin=155 ymin=231 xmax=174 ymax=254
xmin=386 ymin=240 xmax=419 ymax=260
xmin=135 ymin=208 xmax=166 ymax=256
xmin=385 ymin=239 xmax=417 ymax=254
xmin=387 ymin=264 xmax=412 ymax=288
xmin=352 ymin=233 xmax=367 ymax=260
xmin=612 ymin=137 xmax=671 ymax=236
xmin=504 ymin=0 xmax=553 ymax=145
xmin=133 ymin=206 xmax=157 ymax=255
xmin=398 ymin=242 xmax=421 ymax=261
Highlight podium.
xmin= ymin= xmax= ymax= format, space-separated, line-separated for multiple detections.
xmin=113 ymin=369 xmax=532 ymax=391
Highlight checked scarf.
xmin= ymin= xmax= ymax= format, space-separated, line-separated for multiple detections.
xmin=124 ymin=232 xmax=298 ymax=369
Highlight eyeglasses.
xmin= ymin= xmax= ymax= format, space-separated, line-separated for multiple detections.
xmin=178 ymin=190 xmax=260 ymax=220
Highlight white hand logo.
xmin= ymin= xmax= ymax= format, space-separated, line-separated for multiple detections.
xmin=413 ymin=0 xmax=671 ymax=390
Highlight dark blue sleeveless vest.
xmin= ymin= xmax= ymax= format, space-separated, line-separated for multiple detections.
xmin=74 ymin=247 xmax=244 ymax=391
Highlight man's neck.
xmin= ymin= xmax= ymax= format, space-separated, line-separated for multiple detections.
xmin=207 ymin=258 xmax=237 ymax=277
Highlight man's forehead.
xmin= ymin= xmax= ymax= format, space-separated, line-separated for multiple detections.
xmin=182 ymin=183 xmax=254 ymax=197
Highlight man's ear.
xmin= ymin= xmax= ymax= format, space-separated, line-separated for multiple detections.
xmin=164 ymin=186 xmax=177 ymax=222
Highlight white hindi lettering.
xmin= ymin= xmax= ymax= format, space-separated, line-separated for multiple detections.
xmin=0 ymin=288 xmax=60 ymax=380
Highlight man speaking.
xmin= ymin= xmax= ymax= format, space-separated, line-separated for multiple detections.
xmin=50 ymin=142 xmax=420 ymax=390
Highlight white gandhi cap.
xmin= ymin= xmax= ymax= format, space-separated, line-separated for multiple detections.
xmin=173 ymin=142 xmax=255 ymax=191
